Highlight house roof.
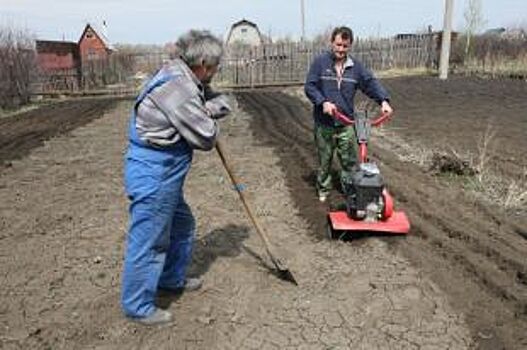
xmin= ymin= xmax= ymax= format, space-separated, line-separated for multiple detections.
xmin=78 ymin=23 xmax=115 ymax=51
xmin=395 ymin=31 xmax=459 ymax=40
xmin=231 ymin=19 xmax=258 ymax=29
xmin=484 ymin=27 xmax=506 ymax=36
xmin=36 ymin=40 xmax=79 ymax=53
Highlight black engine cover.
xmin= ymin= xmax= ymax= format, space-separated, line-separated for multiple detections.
xmin=344 ymin=163 xmax=384 ymax=219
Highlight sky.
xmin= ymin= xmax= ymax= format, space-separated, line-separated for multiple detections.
xmin=1 ymin=0 xmax=526 ymax=45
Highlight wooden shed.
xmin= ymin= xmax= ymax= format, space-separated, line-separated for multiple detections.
xmin=35 ymin=40 xmax=80 ymax=71
xmin=35 ymin=40 xmax=81 ymax=91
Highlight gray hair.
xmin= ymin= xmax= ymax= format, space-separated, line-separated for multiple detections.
xmin=175 ymin=30 xmax=224 ymax=68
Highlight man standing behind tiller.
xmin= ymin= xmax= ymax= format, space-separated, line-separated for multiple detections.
xmin=121 ymin=30 xmax=231 ymax=325
xmin=304 ymin=26 xmax=393 ymax=203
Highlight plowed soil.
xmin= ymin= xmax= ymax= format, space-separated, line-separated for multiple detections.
xmin=0 ymin=98 xmax=122 ymax=168
xmin=0 ymin=76 xmax=526 ymax=350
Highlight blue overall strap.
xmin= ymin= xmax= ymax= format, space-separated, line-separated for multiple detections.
xmin=129 ymin=72 xmax=177 ymax=147
xmin=134 ymin=72 xmax=177 ymax=111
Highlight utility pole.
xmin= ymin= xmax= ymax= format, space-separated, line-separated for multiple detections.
xmin=300 ymin=0 xmax=306 ymax=42
xmin=439 ymin=0 xmax=453 ymax=80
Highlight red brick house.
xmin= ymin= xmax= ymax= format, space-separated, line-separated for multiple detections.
xmin=78 ymin=23 xmax=114 ymax=61
xmin=36 ymin=23 xmax=114 ymax=90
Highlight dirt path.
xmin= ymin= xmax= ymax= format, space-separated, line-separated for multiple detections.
xmin=1 ymin=94 xmax=473 ymax=349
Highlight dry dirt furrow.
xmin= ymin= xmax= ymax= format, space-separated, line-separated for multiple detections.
xmin=238 ymin=88 xmax=527 ymax=350
xmin=382 ymin=75 xmax=527 ymax=181
xmin=0 ymin=98 xmax=122 ymax=170
xmin=375 ymin=146 xmax=527 ymax=347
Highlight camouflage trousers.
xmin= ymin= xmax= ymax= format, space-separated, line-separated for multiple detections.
xmin=314 ymin=124 xmax=357 ymax=196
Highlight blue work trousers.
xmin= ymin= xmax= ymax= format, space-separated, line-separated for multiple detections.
xmin=121 ymin=139 xmax=195 ymax=318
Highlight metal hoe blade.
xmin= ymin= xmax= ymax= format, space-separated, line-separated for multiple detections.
xmin=271 ymin=257 xmax=298 ymax=285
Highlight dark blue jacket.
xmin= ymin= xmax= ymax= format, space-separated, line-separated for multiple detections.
xmin=304 ymin=51 xmax=390 ymax=127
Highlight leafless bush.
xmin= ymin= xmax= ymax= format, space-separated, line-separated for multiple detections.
xmin=429 ymin=151 xmax=476 ymax=176
xmin=311 ymin=26 xmax=333 ymax=47
xmin=80 ymin=46 xmax=169 ymax=89
xmin=374 ymin=119 xmax=525 ymax=210
xmin=503 ymin=180 xmax=527 ymax=208
xmin=474 ymin=123 xmax=496 ymax=182
xmin=466 ymin=124 xmax=527 ymax=210
xmin=0 ymin=25 xmax=36 ymax=109
xmin=114 ymin=43 xmax=168 ymax=74
xmin=81 ymin=52 xmax=137 ymax=89
xmin=463 ymin=0 xmax=486 ymax=57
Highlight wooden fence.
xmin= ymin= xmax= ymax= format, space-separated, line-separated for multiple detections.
xmin=34 ymin=36 xmax=437 ymax=93
xmin=215 ymin=36 xmax=436 ymax=87
xmin=35 ymin=51 xmax=168 ymax=93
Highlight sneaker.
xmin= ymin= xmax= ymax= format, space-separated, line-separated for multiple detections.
xmin=131 ymin=308 xmax=173 ymax=326
xmin=319 ymin=194 xmax=328 ymax=203
xmin=159 ymin=277 xmax=203 ymax=294
xmin=181 ymin=277 xmax=203 ymax=292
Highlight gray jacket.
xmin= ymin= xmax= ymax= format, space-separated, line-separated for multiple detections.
xmin=135 ymin=58 xmax=231 ymax=151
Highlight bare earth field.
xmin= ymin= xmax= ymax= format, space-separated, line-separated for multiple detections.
xmin=0 ymin=75 xmax=525 ymax=349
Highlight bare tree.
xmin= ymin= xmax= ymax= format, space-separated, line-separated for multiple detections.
xmin=463 ymin=0 xmax=486 ymax=57
xmin=78 ymin=43 xmax=167 ymax=89
xmin=0 ymin=25 xmax=36 ymax=109
xmin=311 ymin=26 xmax=333 ymax=47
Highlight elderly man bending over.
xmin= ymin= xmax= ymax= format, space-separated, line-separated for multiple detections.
xmin=121 ymin=29 xmax=231 ymax=325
